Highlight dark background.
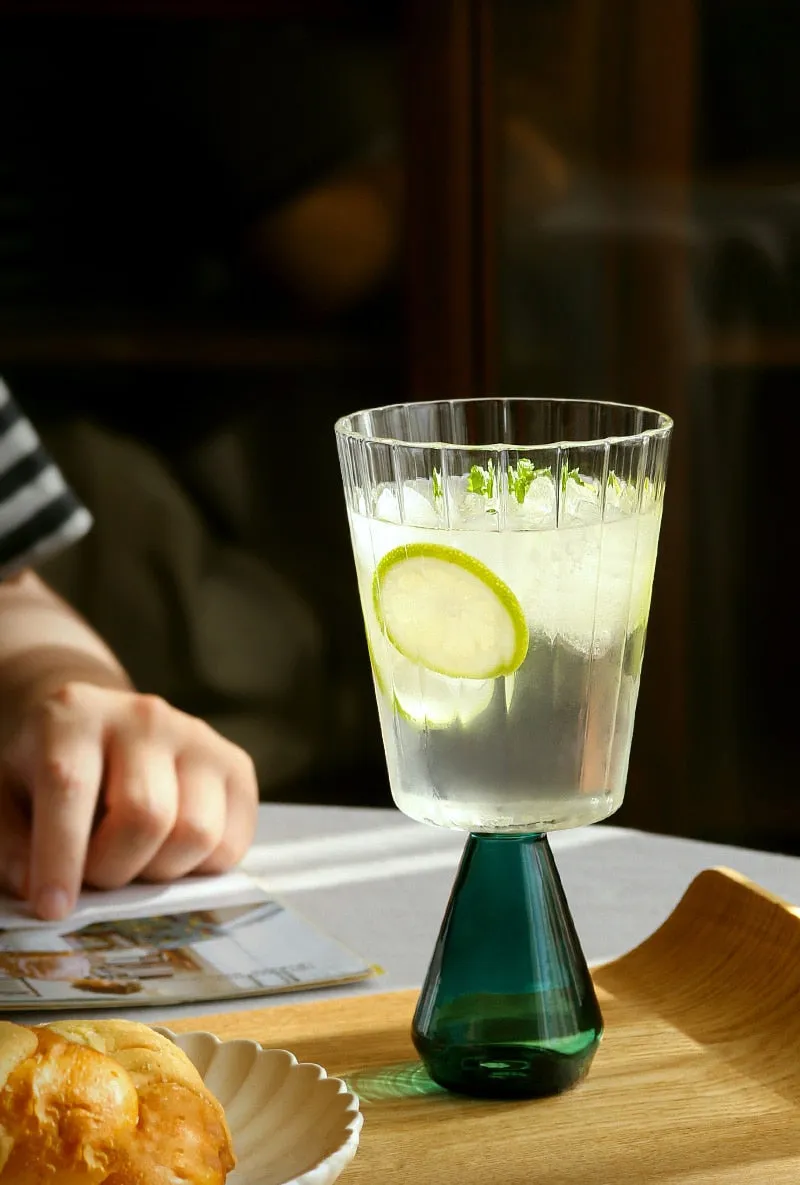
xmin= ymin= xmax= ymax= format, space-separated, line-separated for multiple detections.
xmin=0 ymin=0 xmax=794 ymax=851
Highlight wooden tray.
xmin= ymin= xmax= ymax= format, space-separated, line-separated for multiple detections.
xmin=169 ymin=867 xmax=800 ymax=1184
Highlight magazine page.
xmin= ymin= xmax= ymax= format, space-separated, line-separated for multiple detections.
xmin=0 ymin=874 xmax=373 ymax=1010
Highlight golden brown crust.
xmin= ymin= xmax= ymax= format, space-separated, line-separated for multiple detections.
xmin=0 ymin=1020 xmax=235 ymax=1185
xmin=0 ymin=1024 xmax=37 ymax=1092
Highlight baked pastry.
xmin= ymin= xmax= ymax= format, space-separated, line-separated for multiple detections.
xmin=0 ymin=1018 xmax=235 ymax=1185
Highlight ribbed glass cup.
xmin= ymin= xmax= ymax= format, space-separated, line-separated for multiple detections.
xmin=335 ymin=398 xmax=672 ymax=834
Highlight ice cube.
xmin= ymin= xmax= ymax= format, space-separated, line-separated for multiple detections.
xmin=375 ymin=482 xmax=441 ymax=527
xmin=605 ymin=476 xmax=639 ymax=520
xmin=562 ymin=474 xmax=601 ymax=526
xmin=508 ymin=473 xmax=557 ymax=530
xmin=445 ymin=475 xmax=497 ymax=530
xmin=375 ymin=486 xmax=402 ymax=523
xmin=402 ymin=483 xmax=441 ymax=527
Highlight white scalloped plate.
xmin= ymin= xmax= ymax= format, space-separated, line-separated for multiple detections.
xmin=153 ymin=1027 xmax=363 ymax=1185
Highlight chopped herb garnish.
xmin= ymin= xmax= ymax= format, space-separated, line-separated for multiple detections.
xmin=428 ymin=462 xmax=648 ymax=506
xmin=508 ymin=458 xmax=551 ymax=503
xmin=560 ymin=465 xmax=586 ymax=493
xmin=467 ymin=460 xmax=495 ymax=498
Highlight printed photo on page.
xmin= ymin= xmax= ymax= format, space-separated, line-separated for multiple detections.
xmin=0 ymin=874 xmax=373 ymax=1010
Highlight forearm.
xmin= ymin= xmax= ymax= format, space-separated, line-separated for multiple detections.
xmin=0 ymin=569 xmax=132 ymax=747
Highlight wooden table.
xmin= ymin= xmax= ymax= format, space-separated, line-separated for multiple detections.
xmin=167 ymin=866 xmax=800 ymax=1184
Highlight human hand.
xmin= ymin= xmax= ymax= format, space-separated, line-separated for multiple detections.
xmin=0 ymin=683 xmax=259 ymax=921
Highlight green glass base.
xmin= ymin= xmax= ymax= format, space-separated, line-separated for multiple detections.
xmin=411 ymin=832 xmax=603 ymax=1100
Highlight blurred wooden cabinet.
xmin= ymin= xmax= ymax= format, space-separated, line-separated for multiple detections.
xmin=406 ymin=0 xmax=695 ymax=840
xmin=412 ymin=0 xmax=795 ymax=849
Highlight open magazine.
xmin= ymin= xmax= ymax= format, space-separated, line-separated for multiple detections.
xmin=0 ymin=873 xmax=375 ymax=1010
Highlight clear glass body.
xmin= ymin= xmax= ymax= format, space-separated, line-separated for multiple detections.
xmin=335 ymin=398 xmax=672 ymax=833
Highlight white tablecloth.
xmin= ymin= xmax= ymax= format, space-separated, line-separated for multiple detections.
xmin=14 ymin=804 xmax=800 ymax=1023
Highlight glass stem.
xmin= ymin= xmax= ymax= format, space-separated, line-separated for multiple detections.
xmin=412 ymin=832 xmax=603 ymax=1099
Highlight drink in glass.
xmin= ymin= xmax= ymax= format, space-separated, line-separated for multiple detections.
xmin=336 ymin=398 xmax=672 ymax=1097
xmin=336 ymin=398 xmax=672 ymax=835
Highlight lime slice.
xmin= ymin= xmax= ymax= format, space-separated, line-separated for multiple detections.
xmin=367 ymin=617 xmax=514 ymax=730
xmin=373 ymin=543 xmax=529 ymax=679
xmin=393 ymin=664 xmax=496 ymax=730
xmin=368 ymin=627 xmax=497 ymax=729
xmin=365 ymin=632 xmax=388 ymax=697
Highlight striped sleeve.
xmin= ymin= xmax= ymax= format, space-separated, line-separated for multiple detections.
xmin=0 ymin=378 xmax=92 ymax=579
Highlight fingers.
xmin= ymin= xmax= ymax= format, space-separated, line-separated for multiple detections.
xmin=142 ymin=714 xmax=258 ymax=877
xmin=28 ymin=715 xmax=104 ymax=921
xmin=139 ymin=758 xmax=227 ymax=882
xmin=2 ymin=682 xmax=258 ymax=911
xmin=196 ymin=753 xmax=259 ymax=875
xmin=85 ymin=718 xmax=256 ymax=887
xmin=85 ymin=741 xmax=179 ymax=889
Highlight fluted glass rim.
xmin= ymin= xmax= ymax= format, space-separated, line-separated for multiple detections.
xmin=334 ymin=397 xmax=673 ymax=452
